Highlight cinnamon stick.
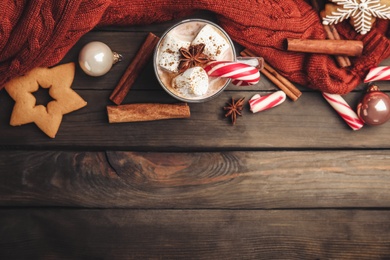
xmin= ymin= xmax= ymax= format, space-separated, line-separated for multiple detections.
xmin=109 ymin=33 xmax=160 ymax=105
xmin=329 ymin=25 xmax=351 ymax=66
xmin=240 ymin=49 xmax=302 ymax=101
xmin=310 ymin=0 xmax=351 ymax=67
xmin=286 ymin=38 xmax=363 ymax=57
xmin=107 ymin=103 xmax=190 ymax=123
xmin=262 ymin=63 xmax=301 ymax=101
xmin=322 ymin=25 xmax=350 ymax=67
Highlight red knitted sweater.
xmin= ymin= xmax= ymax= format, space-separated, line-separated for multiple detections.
xmin=1 ymin=0 xmax=390 ymax=94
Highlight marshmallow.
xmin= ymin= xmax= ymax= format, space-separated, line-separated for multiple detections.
xmin=192 ymin=24 xmax=230 ymax=60
xmin=172 ymin=67 xmax=209 ymax=96
xmin=158 ymin=33 xmax=190 ymax=73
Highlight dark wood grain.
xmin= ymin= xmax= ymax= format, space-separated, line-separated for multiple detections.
xmin=1 ymin=209 xmax=390 ymax=259
xmin=1 ymin=90 xmax=390 ymax=150
xmin=1 ymin=150 xmax=390 ymax=208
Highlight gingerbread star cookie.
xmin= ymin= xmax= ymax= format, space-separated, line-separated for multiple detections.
xmin=322 ymin=0 xmax=390 ymax=35
xmin=4 ymin=63 xmax=87 ymax=138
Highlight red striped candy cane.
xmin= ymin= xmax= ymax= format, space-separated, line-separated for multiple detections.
xmin=364 ymin=66 xmax=390 ymax=82
xmin=322 ymin=92 xmax=364 ymax=131
xmin=203 ymin=61 xmax=260 ymax=86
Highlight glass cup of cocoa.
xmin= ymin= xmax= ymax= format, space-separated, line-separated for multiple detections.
xmin=154 ymin=19 xmax=251 ymax=103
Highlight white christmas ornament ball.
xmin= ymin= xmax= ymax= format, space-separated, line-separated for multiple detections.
xmin=79 ymin=41 xmax=121 ymax=76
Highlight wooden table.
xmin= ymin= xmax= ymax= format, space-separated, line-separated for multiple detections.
xmin=1 ymin=13 xmax=390 ymax=259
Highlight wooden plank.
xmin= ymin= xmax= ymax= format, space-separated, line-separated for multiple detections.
xmin=0 ymin=209 xmax=390 ymax=259
xmin=1 ymin=150 xmax=390 ymax=208
xmin=0 ymin=90 xmax=390 ymax=149
xmin=2 ymin=26 xmax=390 ymax=150
xmin=2 ymin=25 xmax=390 ymax=150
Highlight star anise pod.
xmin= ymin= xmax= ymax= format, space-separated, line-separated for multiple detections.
xmin=224 ymin=97 xmax=245 ymax=125
xmin=178 ymin=44 xmax=212 ymax=74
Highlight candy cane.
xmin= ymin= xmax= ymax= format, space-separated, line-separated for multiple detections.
xmin=322 ymin=92 xmax=364 ymax=131
xmin=364 ymin=66 xmax=390 ymax=82
xmin=231 ymin=79 xmax=252 ymax=86
xmin=249 ymin=91 xmax=286 ymax=113
xmin=203 ymin=61 xmax=260 ymax=86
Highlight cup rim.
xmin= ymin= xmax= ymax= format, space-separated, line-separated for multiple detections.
xmin=153 ymin=18 xmax=237 ymax=103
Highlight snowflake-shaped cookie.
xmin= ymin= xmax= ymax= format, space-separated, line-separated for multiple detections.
xmin=322 ymin=0 xmax=390 ymax=34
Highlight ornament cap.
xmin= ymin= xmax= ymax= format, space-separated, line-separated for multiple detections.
xmin=113 ymin=52 xmax=123 ymax=64
xmin=367 ymin=84 xmax=380 ymax=92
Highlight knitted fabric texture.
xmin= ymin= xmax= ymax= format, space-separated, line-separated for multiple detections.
xmin=1 ymin=0 xmax=390 ymax=94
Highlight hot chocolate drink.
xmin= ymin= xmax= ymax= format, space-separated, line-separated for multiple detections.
xmin=154 ymin=19 xmax=235 ymax=102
